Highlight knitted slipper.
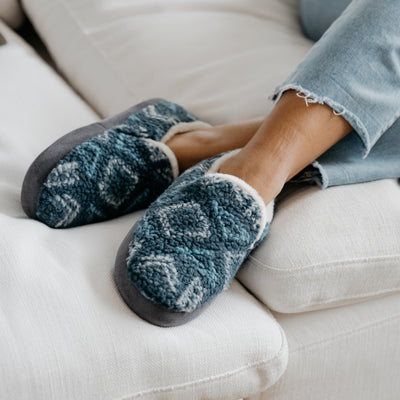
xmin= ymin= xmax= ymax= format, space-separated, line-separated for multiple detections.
xmin=21 ymin=99 xmax=210 ymax=228
xmin=114 ymin=151 xmax=275 ymax=327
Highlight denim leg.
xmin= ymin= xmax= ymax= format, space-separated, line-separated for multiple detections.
xmin=312 ymin=118 xmax=400 ymax=188
xmin=272 ymin=0 xmax=400 ymax=161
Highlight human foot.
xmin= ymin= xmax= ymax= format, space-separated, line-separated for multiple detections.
xmin=21 ymin=99 xmax=210 ymax=228
xmin=218 ymin=147 xmax=289 ymax=205
xmin=114 ymin=151 xmax=274 ymax=327
xmin=166 ymin=118 xmax=264 ymax=172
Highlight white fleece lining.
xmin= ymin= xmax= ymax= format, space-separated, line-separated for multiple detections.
xmin=144 ymin=139 xmax=180 ymax=180
xmin=161 ymin=121 xmax=212 ymax=144
xmin=206 ymin=151 xmax=274 ymax=247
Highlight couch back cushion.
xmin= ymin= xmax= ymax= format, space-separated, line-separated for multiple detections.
xmin=21 ymin=0 xmax=311 ymax=121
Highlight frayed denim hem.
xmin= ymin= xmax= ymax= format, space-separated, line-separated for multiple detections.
xmin=269 ymin=84 xmax=372 ymax=160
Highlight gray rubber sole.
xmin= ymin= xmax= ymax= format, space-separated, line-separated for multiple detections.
xmin=21 ymin=98 xmax=164 ymax=220
xmin=114 ymin=222 xmax=211 ymax=327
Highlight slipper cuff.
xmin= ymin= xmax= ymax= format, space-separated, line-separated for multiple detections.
xmin=161 ymin=121 xmax=212 ymax=144
xmin=206 ymin=150 xmax=275 ymax=247
xmin=149 ymin=121 xmax=212 ymax=179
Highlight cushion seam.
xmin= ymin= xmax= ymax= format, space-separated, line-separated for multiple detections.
xmin=247 ymin=253 xmax=400 ymax=274
xmin=274 ymin=288 xmax=400 ymax=311
xmin=291 ymin=311 xmax=400 ymax=355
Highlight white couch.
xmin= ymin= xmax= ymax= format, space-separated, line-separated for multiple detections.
xmin=1 ymin=1 xmax=399 ymax=399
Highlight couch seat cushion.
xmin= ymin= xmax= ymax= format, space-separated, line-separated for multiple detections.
xmin=0 ymin=21 xmax=287 ymax=400
xmin=255 ymin=292 xmax=400 ymax=400
xmin=237 ymin=181 xmax=400 ymax=312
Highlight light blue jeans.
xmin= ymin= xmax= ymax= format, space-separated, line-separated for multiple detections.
xmin=281 ymin=0 xmax=400 ymax=189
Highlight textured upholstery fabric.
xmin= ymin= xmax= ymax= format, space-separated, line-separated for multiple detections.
xmin=21 ymin=0 xmax=311 ymax=122
xmin=0 ymin=21 xmax=288 ymax=400
xmin=246 ymin=292 xmax=400 ymax=400
xmin=237 ymin=180 xmax=400 ymax=313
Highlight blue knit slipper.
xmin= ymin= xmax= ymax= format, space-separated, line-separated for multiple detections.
xmin=114 ymin=151 xmax=275 ymax=327
xmin=21 ymin=99 xmax=210 ymax=228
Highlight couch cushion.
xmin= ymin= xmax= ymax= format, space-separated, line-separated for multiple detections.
xmin=0 ymin=21 xmax=288 ymax=400
xmin=253 ymin=292 xmax=400 ymax=400
xmin=237 ymin=181 xmax=400 ymax=313
xmin=21 ymin=0 xmax=311 ymax=122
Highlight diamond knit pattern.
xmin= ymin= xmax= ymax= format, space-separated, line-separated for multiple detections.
xmin=36 ymin=100 xmax=199 ymax=228
xmin=126 ymin=154 xmax=272 ymax=313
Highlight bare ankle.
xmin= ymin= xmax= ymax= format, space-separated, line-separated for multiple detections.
xmin=166 ymin=128 xmax=221 ymax=172
xmin=219 ymin=149 xmax=289 ymax=205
